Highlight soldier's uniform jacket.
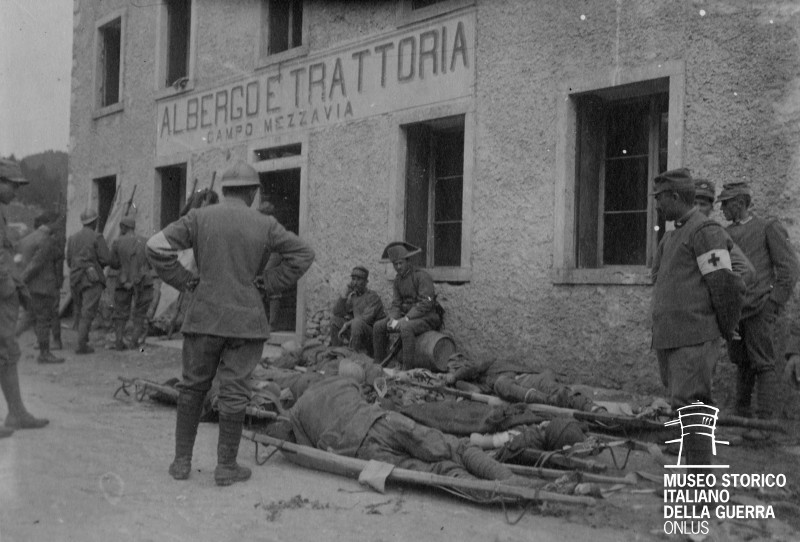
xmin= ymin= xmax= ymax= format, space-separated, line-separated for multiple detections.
xmin=387 ymin=265 xmax=439 ymax=326
xmin=17 ymin=226 xmax=61 ymax=295
xmin=345 ymin=289 xmax=386 ymax=325
xmin=652 ymin=208 xmax=742 ymax=349
xmin=110 ymin=232 xmax=153 ymax=289
xmin=146 ymin=198 xmax=314 ymax=339
xmin=67 ymin=226 xmax=111 ymax=290
xmin=726 ymin=215 xmax=800 ymax=319
xmin=290 ymin=377 xmax=385 ymax=456
xmin=0 ymin=206 xmax=19 ymax=297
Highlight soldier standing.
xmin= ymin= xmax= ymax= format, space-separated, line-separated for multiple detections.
xmin=147 ymin=161 xmax=314 ymax=486
xmin=67 ymin=208 xmax=111 ymax=354
xmin=16 ymin=211 xmax=65 ymax=363
xmin=718 ymin=182 xmax=800 ymax=439
xmin=0 ymin=159 xmax=49 ymax=435
xmin=109 ymin=216 xmax=154 ymax=350
xmin=651 ymin=168 xmax=744 ymax=470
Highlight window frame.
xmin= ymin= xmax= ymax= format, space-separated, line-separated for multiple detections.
xmin=92 ymin=10 xmax=126 ymax=118
xmin=390 ymin=101 xmax=475 ymax=283
xmin=397 ymin=0 xmax=476 ymax=26
xmin=256 ymin=0 xmax=309 ymax=70
xmin=155 ymin=0 xmax=197 ymax=99
xmin=552 ymin=61 xmax=685 ymax=285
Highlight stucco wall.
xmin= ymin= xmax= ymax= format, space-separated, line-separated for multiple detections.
xmin=69 ymin=0 xmax=800 ymax=410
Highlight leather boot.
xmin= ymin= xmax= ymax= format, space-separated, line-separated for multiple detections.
xmin=113 ymin=320 xmax=127 ymax=351
xmin=734 ymin=366 xmax=755 ymax=418
xmin=75 ymin=318 xmax=94 ymax=354
xmin=0 ymin=364 xmax=49 ymax=429
xmin=130 ymin=319 xmax=145 ymax=348
xmin=37 ymin=342 xmax=65 ymax=364
xmin=745 ymin=369 xmax=777 ymax=441
xmin=214 ymin=411 xmax=251 ymax=486
xmin=169 ymin=390 xmax=205 ymax=480
xmin=494 ymin=377 xmax=547 ymax=404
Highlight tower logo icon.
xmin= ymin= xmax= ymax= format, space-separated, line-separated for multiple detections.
xmin=664 ymin=401 xmax=729 ymax=469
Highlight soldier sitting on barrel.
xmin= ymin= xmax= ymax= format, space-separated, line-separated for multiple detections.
xmin=372 ymin=242 xmax=441 ymax=369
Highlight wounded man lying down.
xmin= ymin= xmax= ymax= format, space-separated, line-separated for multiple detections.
xmin=283 ymin=361 xmax=544 ymax=487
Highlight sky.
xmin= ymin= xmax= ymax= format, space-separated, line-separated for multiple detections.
xmin=0 ymin=0 xmax=73 ymax=159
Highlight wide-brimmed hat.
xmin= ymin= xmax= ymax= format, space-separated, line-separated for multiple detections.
xmin=717 ymin=182 xmax=752 ymax=202
xmin=381 ymin=241 xmax=421 ymax=262
xmin=0 ymin=159 xmax=28 ymax=184
xmin=351 ymin=266 xmax=369 ymax=279
xmin=80 ymin=209 xmax=99 ymax=225
xmin=694 ymin=179 xmax=716 ymax=201
xmin=120 ymin=216 xmax=136 ymax=229
xmin=652 ymin=168 xmax=693 ymax=195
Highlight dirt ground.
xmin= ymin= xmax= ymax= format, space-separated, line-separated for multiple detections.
xmin=1 ymin=325 xmax=800 ymax=542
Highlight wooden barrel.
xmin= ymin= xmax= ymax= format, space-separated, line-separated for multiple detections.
xmin=410 ymin=331 xmax=456 ymax=372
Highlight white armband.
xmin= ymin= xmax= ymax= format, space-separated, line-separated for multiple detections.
xmin=696 ymin=249 xmax=732 ymax=275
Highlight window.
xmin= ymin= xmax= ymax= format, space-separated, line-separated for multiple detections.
xmin=552 ymin=61 xmax=685 ymax=284
xmin=575 ymin=86 xmax=668 ymax=267
xmin=398 ymin=0 xmax=475 ymax=24
xmin=165 ymin=0 xmax=191 ymax=88
xmin=93 ymin=176 xmax=117 ymax=233
xmin=262 ymin=0 xmax=303 ymax=57
xmin=412 ymin=0 xmax=448 ymax=8
xmin=98 ymin=18 xmax=121 ymax=108
xmin=156 ymin=164 xmax=187 ymax=229
xmin=404 ymin=115 xmax=464 ymax=269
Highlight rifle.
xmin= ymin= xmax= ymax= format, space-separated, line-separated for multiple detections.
xmin=114 ymin=376 xmax=279 ymax=421
xmin=123 ymin=185 xmax=137 ymax=217
xmin=179 ymin=178 xmax=199 ymax=217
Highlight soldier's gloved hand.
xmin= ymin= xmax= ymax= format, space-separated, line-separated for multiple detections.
xmin=783 ymin=354 xmax=800 ymax=390
xmin=184 ymin=277 xmax=199 ymax=292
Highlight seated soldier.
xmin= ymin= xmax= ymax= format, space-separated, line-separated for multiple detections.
xmin=329 ymin=266 xmax=386 ymax=355
xmin=287 ymin=360 xmax=546 ymax=486
xmin=445 ymin=356 xmax=601 ymax=412
xmin=372 ymin=242 xmax=440 ymax=367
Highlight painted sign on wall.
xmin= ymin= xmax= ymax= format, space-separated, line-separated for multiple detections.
xmin=156 ymin=12 xmax=475 ymax=156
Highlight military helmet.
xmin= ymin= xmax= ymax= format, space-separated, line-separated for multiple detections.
xmin=0 ymin=158 xmax=28 ymax=184
xmin=220 ymin=161 xmax=260 ymax=188
xmin=80 ymin=208 xmax=99 ymax=225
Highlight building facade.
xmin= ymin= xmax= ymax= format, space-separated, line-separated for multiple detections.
xmin=70 ymin=0 xmax=800 ymax=398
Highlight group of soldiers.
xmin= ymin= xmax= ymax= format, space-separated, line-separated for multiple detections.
xmin=651 ymin=168 xmax=799 ymax=471
xmin=3 ymin=156 xmax=800 ymax=487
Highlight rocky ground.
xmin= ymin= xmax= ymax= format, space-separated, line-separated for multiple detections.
xmin=1 ymin=324 xmax=800 ymax=542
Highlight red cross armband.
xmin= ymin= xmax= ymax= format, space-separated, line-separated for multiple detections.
xmin=696 ymin=249 xmax=732 ymax=276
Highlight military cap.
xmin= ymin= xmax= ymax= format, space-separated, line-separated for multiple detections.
xmin=0 ymin=158 xmax=28 ymax=184
xmin=120 ymin=216 xmax=136 ymax=229
xmin=652 ymin=168 xmax=694 ymax=195
xmin=694 ymin=178 xmax=716 ymax=201
xmin=220 ymin=161 xmax=260 ymax=188
xmin=381 ymin=241 xmax=421 ymax=262
xmin=351 ymin=266 xmax=369 ymax=279
xmin=717 ymin=181 xmax=752 ymax=202
xmin=80 ymin=208 xmax=99 ymax=225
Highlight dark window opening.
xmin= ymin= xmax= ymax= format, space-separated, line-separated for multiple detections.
xmin=574 ymin=85 xmax=668 ymax=268
xmin=99 ymin=19 xmax=121 ymax=107
xmin=260 ymin=168 xmax=301 ymax=332
xmin=94 ymin=176 xmax=117 ymax=233
xmin=412 ymin=0 xmax=448 ymax=9
xmin=255 ymin=144 xmax=302 ymax=161
xmin=158 ymin=165 xmax=187 ymax=229
xmin=166 ymin=0 xmax=191 ymax=87
xmin=266 ymin=0 xmax=303 ymax=55
xmin=404 ymin=115 xmax=464 ymax=269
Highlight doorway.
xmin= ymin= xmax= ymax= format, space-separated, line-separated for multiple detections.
xmin=259 ymin=168 xmax=301 ymax=333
